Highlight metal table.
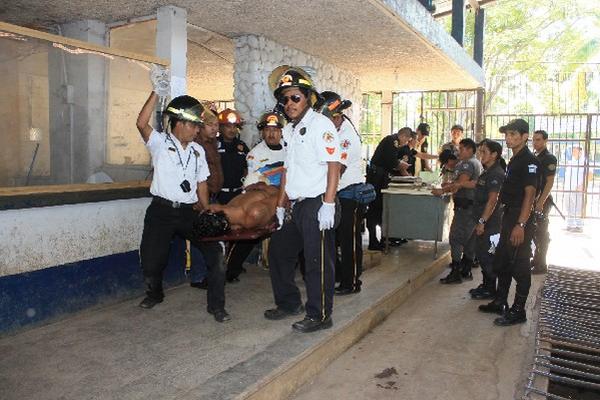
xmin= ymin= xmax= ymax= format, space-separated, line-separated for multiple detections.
xmin=381 ymin=186 xmax=452 ymax=258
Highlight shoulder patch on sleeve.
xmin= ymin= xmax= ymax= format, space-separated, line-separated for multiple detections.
xmin=528 ymin=164 xmax=538 ymax=173
xmin=323 ymin=132 xmax=335 ymax=143
xmin=548 ymin=164 xmax=556 ymax=171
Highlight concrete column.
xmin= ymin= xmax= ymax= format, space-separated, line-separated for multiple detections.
xmin=381 ymin=91 xmax=393 ymax=136
xmin=451 ymin=0 xmax=465 ymax=46
xmin=473 ymin=8 xmax=485 ymax=67
xmin=156 ymin=6 xmax=187 ymax=98
xmin=475 ymin=88 xmax=485 ymax=142
xmin=48 ymin=20 xmax=107 ymax=184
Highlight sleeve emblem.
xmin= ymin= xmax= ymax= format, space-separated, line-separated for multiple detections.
xmin=323 ymin=132 xmax=335 ymax=143
xmin=548 ymin=164 xmax=556 ymax=171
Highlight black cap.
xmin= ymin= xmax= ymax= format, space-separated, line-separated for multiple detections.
xmin=500 ymin=118 xmax=529 ymax=134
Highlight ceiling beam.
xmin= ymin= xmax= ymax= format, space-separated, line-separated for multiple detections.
xmin=434 ymin=0 xmax=495 ymax=19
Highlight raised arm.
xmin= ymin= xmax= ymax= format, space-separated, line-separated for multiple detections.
xmin=136 ymin=92 xmax=158 ymax=143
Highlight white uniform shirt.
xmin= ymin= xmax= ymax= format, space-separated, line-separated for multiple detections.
xmin=283 ymin=108 xmax=340 ymax=199
xmin=338 ymin=118 xmax=365 ymax=190
xmin=244 ymin=140 xmax=287 ymax=187
xmin=146 ymin=129 xmax=210 ymax=203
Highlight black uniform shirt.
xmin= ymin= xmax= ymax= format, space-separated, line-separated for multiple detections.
xmin=397 ymin=144 xmax=417 ymax=175
xmin=420 ymin=139 xmax=428 ymax=171
xmin=370 ymin=134 xmax=401 ymax=173
xmin=536 ymin=148 xmax=557 ymax=202
xmin=500 ymin=146 xmax=540 ymax=208
xmin=474 ymin=161 xmax=506 ymax=230
xmin=217 ymin=136 xmax=249 ymax=189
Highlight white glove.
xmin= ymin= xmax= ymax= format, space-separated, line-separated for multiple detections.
xmin=150 ymin=64 xmax=170 ymax=98
xmin=276 ymin=206 xmax=286 ymax=230
xmin=317 ymin=202 xmax=336 ymax=231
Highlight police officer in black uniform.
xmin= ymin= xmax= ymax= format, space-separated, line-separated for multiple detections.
xmin=396 ymin=131 xmax=418 ymax=176
xmin=469 ymin=140 xmax=506 ymax=300
xmin=531 ymin=130 xmax=557 ymax=274
xmin=216 ymin=108 xmax=250 ymax=205
xmin=479 ymin=119 xmax=540 ymax=326
xmin=366 ymin=127 xmax=412 ymax=250
xmin=135 ymin=91 xmax=229 ymax=322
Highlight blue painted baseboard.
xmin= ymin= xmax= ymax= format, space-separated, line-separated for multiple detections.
xmin=0 ymin=238 xmax=196 ymax=335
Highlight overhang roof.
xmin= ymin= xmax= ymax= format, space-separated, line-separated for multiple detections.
xmin=1 ymin=0 xmax=485 ymax=92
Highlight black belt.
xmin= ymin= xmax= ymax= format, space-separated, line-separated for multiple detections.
xmin=453 ymin=198 xmax=473 ymax=209
xmin=220 ymin=187 xmax=243 ymax=193
xmin=152 ymin=196 xmax=195 ymax=209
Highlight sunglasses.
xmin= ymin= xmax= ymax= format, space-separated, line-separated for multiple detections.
xmin=280 ymin=94 xmax=303 ymax=105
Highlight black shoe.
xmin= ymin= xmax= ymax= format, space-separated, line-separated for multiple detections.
xmin=264 ymin=305 xmax=305 ymax=320
xmin=368 ymin=243 xmax=385 ymax=251
xmin=190 ymin=279 xmax=208 ymax=289
xmin=207 ymin=308 xmax=231 ymax=323
xmin=461 ymin=270 xmax=473 ymax=281
xmin=494 ymin=308 xmax=526 ymax=326
xmin=440 ymin=266 xmax=462 ymax=284
xmin=139 ymin=296 xmax=163 ymax=309
xmin=226 ymin=276 xmax=240 ymax=283
xmin=471 ymin=289 xmax=496 ymax=300
xmin=469 ymin=284 xmax=485 ymax=294
xmin=478 ymin=300 xmax=508 ymax=315
xmin=335 ymin=286 xmax=361 ymax=296
xmin=292 ymin=316 xmax=333 ymax=333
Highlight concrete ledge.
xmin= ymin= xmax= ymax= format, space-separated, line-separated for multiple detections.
xmin=175 ymin=244 xmax=450 ymax=400
xmin=239 ymin=252 xmax=449 ymax=400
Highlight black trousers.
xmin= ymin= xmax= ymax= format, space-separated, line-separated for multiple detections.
xmin=226 ymin=239 xmax=260 ymax=280
xmin=336 ymin=198 xmax=365 ymax=290
xmin=532 ymin=200 xmax=552 ymax=268
xmin=139 ymin=201 xmax=225 ymax=311
xmin=217 ymin=189 xmax=243 ymax=205
xmin=268 ymin=196 xmax=340 ymax=320
xmin=493 ymin=207 xmax=535 ymax=303
xmin=365 ymin=186 xmax=383 ymax=246
xmin=475 ymin=224 xmax=499 ymax=288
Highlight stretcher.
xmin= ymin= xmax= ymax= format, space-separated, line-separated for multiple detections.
xmin=198 ymin=222 xmax=278 ymax=242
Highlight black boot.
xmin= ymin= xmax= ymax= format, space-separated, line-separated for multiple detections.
xmin=494 ymin=294 xmax=527 ymax=326
xmin=478 ymin=298 xmax=508 ymax=315
xmin=139 ymin=277 xmax=164 ymax=309
xmin=460 ymin=257 xmax=474 ymax=281
xmin=440 ymin=262 xmax=462 ymax=284
xmin=471 ymin=275 xmax=496 ymax=300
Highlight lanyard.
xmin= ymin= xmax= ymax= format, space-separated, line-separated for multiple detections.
xmin=166 ymin=134 xmax=195 ymax=173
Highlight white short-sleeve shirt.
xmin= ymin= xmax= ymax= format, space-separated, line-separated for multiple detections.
xmin=146 ymin=129 xmax=210 ymax=203
xmin=282 ymin=108 xmax=340 ymax=199
xmin=338 ymin=118 xmax=365 ymax=190
xmin=244 ymin=140 xmax=287 ymax=187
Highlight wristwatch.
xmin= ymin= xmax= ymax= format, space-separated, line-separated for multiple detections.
xmin=478 ymin=218 xmax=486 ymax=225
xmin=517 ymin=222 xmax=526 ymax=228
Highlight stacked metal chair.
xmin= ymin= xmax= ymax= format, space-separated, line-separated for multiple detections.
xmin=525 ymin=266 xmax=600 ymax=399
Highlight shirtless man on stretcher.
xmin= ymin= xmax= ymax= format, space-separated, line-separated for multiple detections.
xmin=199 ymin=182 xmax=280 ymax=234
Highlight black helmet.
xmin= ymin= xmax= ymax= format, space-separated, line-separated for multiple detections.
xmin=272 ymin=66 xmax=318 ymax=103
xmin=316 ymin=91 xmax=352 ymax=117
xmin=164 ymin=95 xmax=206 ymax=124
xmin=257 ymin=111 xmax=286 ymax=130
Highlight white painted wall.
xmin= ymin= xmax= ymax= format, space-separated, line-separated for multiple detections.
xmin=0 ymin=198 xmax=151 ymax=277
xmin=233 ymin=35 xmax=362 ymax=147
